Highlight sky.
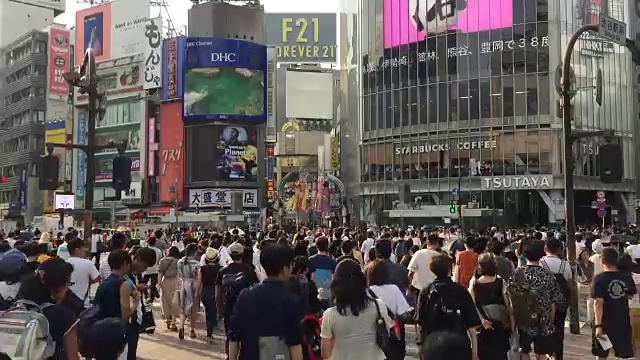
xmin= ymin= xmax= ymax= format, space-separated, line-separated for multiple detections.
xmin=55 ymin=0 xmax=338 ymax=29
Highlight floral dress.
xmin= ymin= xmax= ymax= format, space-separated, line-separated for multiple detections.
xmin=177 ymin=256 xmax=200 ymax=315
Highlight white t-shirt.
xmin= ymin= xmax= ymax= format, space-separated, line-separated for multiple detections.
xmin=361 ymin=238 xmax=375 ymax=262
xmin=67 ymin=257 xmax=100 ymax=308
xmin=143 ymin=247 xmax=163 ymax=275
xmin=589 ymin=254 xmax=603 ymax=278
xmin=541 ymin=256 xmax=572 ymax=281
xmin=199 ymin=246 xmax=233 ymax=267
xmin=57 ymin=243 xmax=70 ymax=260
xmin=407 ymin=248 xmax=441 ymax=290
xmin=171 ymin=240 xmax=185 ymax=252
xmin=91 ymin=234 xmax=101 ymax=253
xmin=99 ymin=255 xmax=112 ymax=279
xmin=369 ymin=284 xmax=411 ymax=316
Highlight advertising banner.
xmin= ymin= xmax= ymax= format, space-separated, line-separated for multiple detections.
xmin=148 ymin=117 xmax=156 ymax=177
xmin=384 ymin=0 xmax=514 ymax=48
xmin=182 ymin=37 xmax=267 ymax=122
xmin=95 ymin=156 xmax=140 ymax=181
xmin=76 ymin=111 xmax=87 ymax=204
xmin=266 ymin=47 xmax=277 ymax=143
xmin=189 ymin=188 xmax=258 ymax=208
xmin=330 ymin=136 xmax=339 ymax=171
xmin=265 ymin=13 xmax=337 ymax=62
xmin=75 ymin=62 xmax=144 ymax=103
xmin=216 ymin=126 xmax=258 ymax=182
xmin=159 ymin=102 xmax=184 ymax=203
xmin=94 ymin=129 xmax=141 ymax=153
xmin=75 ymin=0 xmax=150 ymax=65
xmin=19 ymin=168 xmax=27 ymax=212
xmin=48 ymin=28 xmax=71 ymax=98
xmin=143 ymin=17 xmax=162 ymax=89
xmin=43 ymin=120 xmax=66 ymax=213
xmin=162 ymin=37 xmax=185 ymax=101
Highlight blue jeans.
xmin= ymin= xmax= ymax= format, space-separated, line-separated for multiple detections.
xmin=201 ymin=286 xmax=218 ymax=337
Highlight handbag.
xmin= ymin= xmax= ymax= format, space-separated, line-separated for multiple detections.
xmin=139 ymin=303 xmax=156 ymax=334
xmin=368 ymin=290 xmax=391 ymax=354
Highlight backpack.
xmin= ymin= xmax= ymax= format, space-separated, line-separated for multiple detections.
xmin=78 ymin=303 xmax=103 ymax=358
xmin=416 ymin=282 xmax=465 ymax=336
xmin=507 ymin=269 xmax=547 ymax=328
xmin=0 ymin=300 xmax=56 ymax=360
xmin=301 ymin=314 xmax=322 ymax=360
xmin=221 ymin=271 xmax=251 ymax=313
xmin=542 ymin=260 xmax=571 ymax=312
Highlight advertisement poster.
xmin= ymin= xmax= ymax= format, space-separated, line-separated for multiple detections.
xmin=43 ymin=120 xmax=65 ymax=213
xmin=94 ymin=129 xmax=141 ymax=153
xmin=162 ymin=37 xmax=185 ymax=101
xmin=159 ymin=102 xmax=184 ymax=203
xmin=264 ymin=13 xmax=337 ymax=62
xmin=216 ymin=126 xmax=258 ymax=182
xmin=75 ymin=0 xmax=150 ymax=65
xmin=384 ymin=0 xmax=514 ymax=47
xmin=95 ymin=156 xmax=140 ymax=181
xmin=143 ymin=17 xmax=162 ymax=89
xmin=182 ymin=37 xmax=267 ymax=122
xmin=76 ymin=111 xmax=87 ymax=203
xmin=48 ymin=28 xmax=71 ymax=98
xmin=189 ymin=188 xmax=258 ymax=208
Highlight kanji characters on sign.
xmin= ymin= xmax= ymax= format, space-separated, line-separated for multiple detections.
xmin=189 ymin=188 xmax=259 ymax=208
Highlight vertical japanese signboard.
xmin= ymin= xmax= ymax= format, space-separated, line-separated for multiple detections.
xmin=144 ymin=17 xmax=162 ymax=90
xmin=48 ymin=27 xmax=71 ymax=98
xmin=148 ymin=117 xmax=156 ymax=176
xmin=76 ymin=111 xmax=87 ymax=205
xmin=161 ymin=37 xmax=184 ymax=101
xmin=266 ymin=47 xmax=277 ymax=143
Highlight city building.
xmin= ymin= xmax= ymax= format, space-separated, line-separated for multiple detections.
xmin=0 ymin=29 xmax=49 ymax=222
xmin=356 ymin=0 xmax=636 ymax=227
xmin=71 ymin=0 xmax=160 ymax=227
xmin=0 ymin=0 xmax=65 ymax=47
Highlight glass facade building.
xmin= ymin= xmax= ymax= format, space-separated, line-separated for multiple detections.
xmin=356 ymin=0 xmax=637 ymax=226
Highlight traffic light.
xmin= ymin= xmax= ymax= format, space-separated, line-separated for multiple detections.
xmin=0 ymin=176 xmax=6 ymax=183
xmin=599 ymin=143 xmax=623 ymax=183
xmin=449 ymin=201 xmax=456 ymax=214
xmin=39 ymin=155 xmax=60 ymax=190
xmin=112 ymin=154 xmax=132 ymax=198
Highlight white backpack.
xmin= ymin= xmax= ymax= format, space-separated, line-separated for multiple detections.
xmin=0 ymin=300 xmax=56 ymax=360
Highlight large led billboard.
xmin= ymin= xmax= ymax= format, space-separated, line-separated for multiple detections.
xmin=182 ymin=37 xmax=267 ymax=122
xmin=384 ymin=0 xmax=514 ymax=48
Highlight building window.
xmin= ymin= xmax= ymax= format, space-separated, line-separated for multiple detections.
xmin=97 ymin=102 xmax=140 ymax=127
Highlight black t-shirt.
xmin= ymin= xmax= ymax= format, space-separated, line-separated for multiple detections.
xmin=591 ymin=270 xmax=637 ymax=331
xmin=201 ymin=264 xmax=221 ymax=288
xmin=42 ymin=303 xmax=78 ymax=359
xmin=215 ymin=262 xmax=259 ymax=312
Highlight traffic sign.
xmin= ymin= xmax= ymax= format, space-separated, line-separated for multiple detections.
xmin=590 ymin=201 xmax=598 ymax=209
xmin=599 ymin=14 xmax=627 ymax=46
xmin=597 ymin=209 xmax=607 ymax=218
xmin=596 ymin=190 xmax=606 ymax=199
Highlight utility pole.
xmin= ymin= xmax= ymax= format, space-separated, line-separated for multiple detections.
xmin=46 ymin=28 xmax=125 ymax=241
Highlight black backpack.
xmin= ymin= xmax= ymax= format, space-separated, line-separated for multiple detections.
xmin=542 ymin=260 xmax=571 ymax=312
xmin=416 ymin=282 xmax=466 ymax=336
xmin=221 ymin=271 xmax=251 ymax=313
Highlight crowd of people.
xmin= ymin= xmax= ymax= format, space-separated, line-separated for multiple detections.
xmin=0 ymin=224 xmax=637 ymax=360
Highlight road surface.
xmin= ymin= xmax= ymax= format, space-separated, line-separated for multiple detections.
xmin=136 ymin=303 xmax=593 ymax=359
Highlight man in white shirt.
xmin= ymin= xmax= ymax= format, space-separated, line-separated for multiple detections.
xmin=56 ymin=234 xmax=71 ymax=260
xmin=141 ymin=237 xmax=163 ymax=302
xmin=407 ymin=234 xmax=442 ymax=294
xmin=361 ymin=230 xmax=376 ymax=263
xmin=66 ymin=238 xmax=101 ymax=308
xmin=99 ymin=233 xmax=128 ymax=279
xmin=90 ymin=229 xmax=103 ymax=270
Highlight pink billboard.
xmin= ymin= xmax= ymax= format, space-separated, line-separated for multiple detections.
xmin=384 ymin=0 xmax=514 ymax=48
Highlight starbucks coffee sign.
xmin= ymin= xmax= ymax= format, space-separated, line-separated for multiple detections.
xmin=395 ymin=140 xmax=497 ymax=155
xmin=482 ymin=175 xmax=553 ymax=190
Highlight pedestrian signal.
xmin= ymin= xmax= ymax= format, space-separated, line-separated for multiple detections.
xmin=449 ymin=202 xmax=456 ymax=214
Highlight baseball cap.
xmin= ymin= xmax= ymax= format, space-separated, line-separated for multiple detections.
xmin=228 ymin=242 xmax=244 ymax=255
xmin=0 ymin=249 xmax=27 ymax=275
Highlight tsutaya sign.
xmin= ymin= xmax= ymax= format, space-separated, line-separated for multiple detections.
xmin=395 ymin=140 xmax=497 ymax=155
xmin=482 ymin=175 xmax=553 ymax=190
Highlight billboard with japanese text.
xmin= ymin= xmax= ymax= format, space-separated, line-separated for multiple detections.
xmin=48 ymin=28 xmax=71 ymax=98
xmin=161 ymin=36 xmax=186 ymax=101
xmin=159 ymin=102 xmax=185 ymax=203
xmin=384 ymin=0 xmax=514 ymax=48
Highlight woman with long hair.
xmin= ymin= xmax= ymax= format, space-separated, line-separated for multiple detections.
xmin=18 ymin=258 xmax=81 ymax=360
xmin=320 ymin=259 xmax=394 ymax=360
xmin=468 ymin=254 xmax=512 ymax=360
xmin=158 ymin=246 xmax=181 ymax=331
xmin=177 ymin=243 xmax=201 ymax=340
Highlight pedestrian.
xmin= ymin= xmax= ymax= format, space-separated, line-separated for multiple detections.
xmin=176 ymin=243 xmax=200 ymax=340
xmin=66 ymin=238 xmax=101 ymax=310
xmin=308 ymin=236 xmax=337 ymax=309
xmin=591 ymin=247 xmax=636 ymax=359
xmin=141 ymin=237 xmax=163 ymax=302
xmin=320 ymin=258 xmax=394 ymax=360
xmin=228 ymin=244 xmax=303 ymax=360
xmin=158 ymin=246 xmax=180 ymax=331
xmin=198 ymin=246 xmax=221 ymax=344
